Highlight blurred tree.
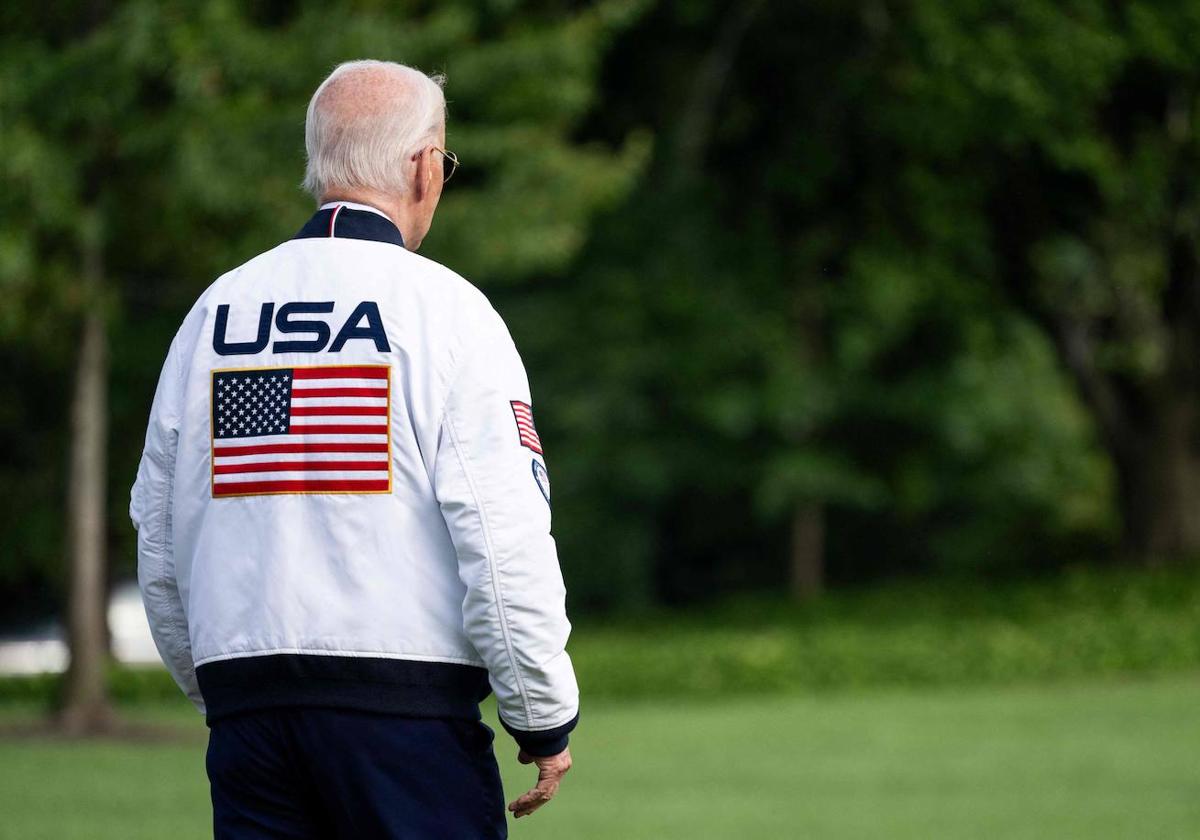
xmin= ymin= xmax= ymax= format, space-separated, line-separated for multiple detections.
xmin=2 ymin=0 xmax=132 ymax=732
xmin=536 ymin=0 xmax=1116 ymax=607
xmin=885 ymin=0 xmax=1200 ymax=563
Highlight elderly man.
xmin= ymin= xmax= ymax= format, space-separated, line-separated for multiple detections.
xmin=129 ymin=60 xmax=578 ymax=838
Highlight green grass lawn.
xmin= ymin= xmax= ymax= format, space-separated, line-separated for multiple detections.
xmin=1 ymin=674 xmax=1197 ymax=839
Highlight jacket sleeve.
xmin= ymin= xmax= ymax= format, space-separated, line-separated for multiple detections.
xmin=433 ymin=309 xmax=580 ymax=756
xmin=129 ymin=335 xmax=205 ymax=713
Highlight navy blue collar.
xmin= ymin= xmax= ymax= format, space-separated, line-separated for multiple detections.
xmin=294 ymin=205 xmax=406 ymax=248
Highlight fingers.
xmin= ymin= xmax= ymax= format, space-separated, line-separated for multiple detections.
xmin=506 ymin=747 xmax=572 ymax=819
xmin=507 ymin=777 xmax=559 ymax=818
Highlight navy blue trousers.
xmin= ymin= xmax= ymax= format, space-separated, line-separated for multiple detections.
xmin=206 ymin=708 xmax=507 ymax=839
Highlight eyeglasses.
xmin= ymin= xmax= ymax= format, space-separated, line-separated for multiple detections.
xmin=432 ymin=146 xmax=459 ymax=184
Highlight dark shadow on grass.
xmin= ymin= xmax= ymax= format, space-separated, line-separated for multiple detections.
xmin=0 ymin=714 xmax=206 ymax=744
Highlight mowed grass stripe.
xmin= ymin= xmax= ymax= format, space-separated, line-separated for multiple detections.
xmin=0 ymin=675 xmax=1197 ymax=840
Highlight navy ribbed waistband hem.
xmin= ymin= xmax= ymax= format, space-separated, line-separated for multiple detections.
xmin=196 ymin=653 xmax=492 ymax=725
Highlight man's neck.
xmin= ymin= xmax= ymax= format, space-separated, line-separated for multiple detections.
xmin=320 ymin=190 xmax=411 ymax=247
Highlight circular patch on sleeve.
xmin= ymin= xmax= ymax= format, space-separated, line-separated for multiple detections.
xmin=531 ymin=458 xmax=551 ymax=505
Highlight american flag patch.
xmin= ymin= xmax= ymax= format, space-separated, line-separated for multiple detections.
xmin=510 ymin=400 xmax=542 ymax=455
xmin=210 ymin=364 xmax=391 ymax=497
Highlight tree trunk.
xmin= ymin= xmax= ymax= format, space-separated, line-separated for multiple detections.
xmin=789 ymin=502 xmax=825 ymax=601
xmin=1054 ymin=318 xmax=1200 ymax=565
xmin=1114 ymin=400 xmax=1200 ymax=565
xmin=59 ymin=215 xmax=115 ymax=734
xmin=673 ymin=0 xmax=764 ymax=173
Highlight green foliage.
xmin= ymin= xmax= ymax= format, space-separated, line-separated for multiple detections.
xmin=535 ymin=1 xmax=1125 ymax=602
xmin=572 ymin=564 xmax=1200 ymax=699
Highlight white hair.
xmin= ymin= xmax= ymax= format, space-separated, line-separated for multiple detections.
xmin=303 ymin=60 xmax=446 ymax=201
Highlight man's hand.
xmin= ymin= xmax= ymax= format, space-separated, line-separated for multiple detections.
xmin=507 ymin=746 xmax=572 ymax=819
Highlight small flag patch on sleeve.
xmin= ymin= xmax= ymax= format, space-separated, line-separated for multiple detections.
xmin=510 ymin=400 xmax=543 ymax=455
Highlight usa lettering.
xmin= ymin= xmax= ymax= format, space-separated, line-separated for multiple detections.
xmin=213 ymin=301 xmax=391 ymax=355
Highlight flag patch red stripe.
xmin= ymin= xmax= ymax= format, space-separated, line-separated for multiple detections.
xmin=214 ymin=460 xmax=388 ymax=475
xmin=213 ymin=479 xmax=390 ymax=496
xmin=214 ymin=442 xmax=389 ymax=457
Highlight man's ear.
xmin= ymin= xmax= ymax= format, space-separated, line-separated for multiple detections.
xmin=411 ymin=148 xmax=429 ymax=201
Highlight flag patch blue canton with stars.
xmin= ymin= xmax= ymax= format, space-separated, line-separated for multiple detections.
xmin=210 ymin=364 xmax=392 ymax=497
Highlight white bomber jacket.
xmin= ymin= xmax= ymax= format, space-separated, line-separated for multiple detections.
xmin=129 ymin=201 xmax=579 ymax=755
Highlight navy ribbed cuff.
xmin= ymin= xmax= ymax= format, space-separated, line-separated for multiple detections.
xmin=500 ymin=709 xmax=579 ymax=756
